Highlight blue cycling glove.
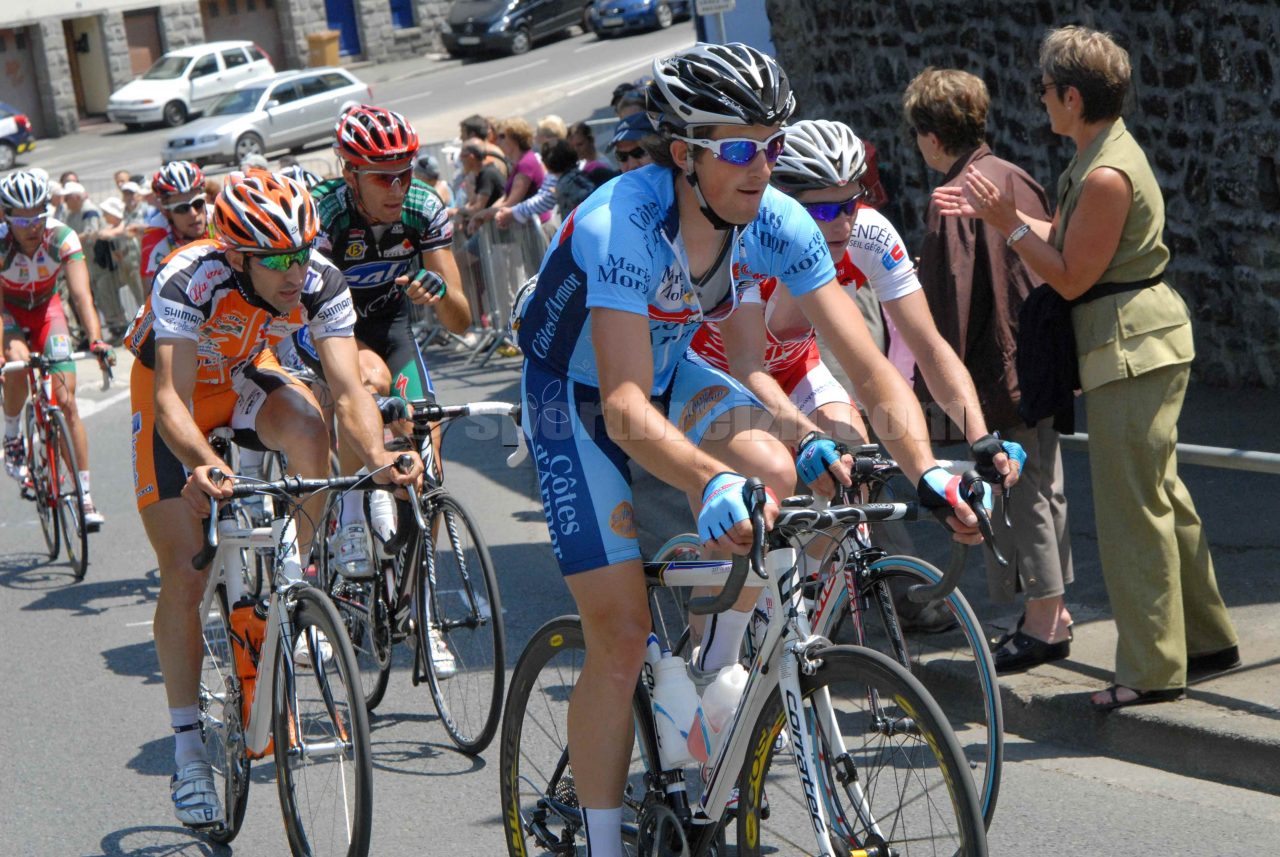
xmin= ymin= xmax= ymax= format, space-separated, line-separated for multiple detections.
xmin=971 ymin=433 xmax=1026 ymax=485
xmin=795 ymin=431 xmax=845 ymax=486
xmin=698 ymin=472 xmax=751 ymax=543
xmin=917 ymin=466 xmax=993 ymax=517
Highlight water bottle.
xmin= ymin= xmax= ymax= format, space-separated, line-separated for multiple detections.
xmin=648 ymin=637 xmax=700 ymax=770
xmin=367 ymin=488 xmax=397 ymax=556
xmin=687 ymin=664 xmax=748 ymax=764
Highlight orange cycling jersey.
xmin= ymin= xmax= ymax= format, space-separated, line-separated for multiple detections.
xmin=125 ymin=239 xmax=356 ymax=386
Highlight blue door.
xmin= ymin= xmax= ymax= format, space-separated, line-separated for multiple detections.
xmin=324 ymin=0 xmax=362 ymax=57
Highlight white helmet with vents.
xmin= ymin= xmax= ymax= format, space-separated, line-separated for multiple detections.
xmin=770 ymin=119 xmax=868 ymax=194
xmin=0 ymin=170 xmax=50 ymax=210
xmin=647 ymin=42 xmax=795 ymax=131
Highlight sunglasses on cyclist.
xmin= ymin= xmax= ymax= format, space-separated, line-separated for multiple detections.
xmin=358 ymin=167 xmax=414 ymax=189
xmin=802 ymin=190 xmax=866 ymax=222
xmin=253 ymin=246 xmax=311 ymax=272
xmin=3 ymin=212 xmax=47 ymax=229
xmin=615 ymin=146 xmax=647 ymax=163
xmin=677 ymin=130 xmax=786 ymax=166
xmin=163 ymin=195 xmax=207 ymax=216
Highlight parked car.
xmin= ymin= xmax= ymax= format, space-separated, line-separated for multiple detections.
xmin=442 ymin=0 xmax=591 ymax=57
xmin=161 ymin=68 xmax=370 ymax=167
xmin=0 ymin=102 xmax=36 ymax=170
xmin=588 ymin=0 xmax=691 ymax=36
xmin=107 ymin=40 xmax=275 ymax=129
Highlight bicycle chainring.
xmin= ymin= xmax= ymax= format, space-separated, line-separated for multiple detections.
xmin=636 ymin=797 xmax=691 ymax=857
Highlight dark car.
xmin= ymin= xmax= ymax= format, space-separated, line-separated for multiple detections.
xmin=588 ymin=0 xmax=691 ymax=37
xmin=442 ymin=0 xmax=591 ymax=57
xmin=0 ymin=102 xmax=37 ymax=170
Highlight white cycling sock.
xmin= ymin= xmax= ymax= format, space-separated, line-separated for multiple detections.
xmin=367 ymin=488 xmax=397 ymax=550
xmin=78 ymin=470 xmax=91 ymax=494
xmin=171 ymin=704 xmax=206 ymax=768
xmin=4 ymin=415 xmax=19 ymax=439
xmin=697 ymin=607 xmax=754 ymax=672
xmin=582 ymin=806 xmax=623 ymax=857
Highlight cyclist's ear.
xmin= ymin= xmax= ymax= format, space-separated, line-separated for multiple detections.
xmin=224 ymin=248 xmax=247 ymax=273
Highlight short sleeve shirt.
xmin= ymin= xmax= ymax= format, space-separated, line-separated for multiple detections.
xmin=842 ymin=204 xmax=920 ymax=302
xmin=0 ymin=217 xmax=84 ymax=310
xmin=516 ymin=165 xmax=835 ymax=393
xmin=506 ymin=149 xmax=550 ymax=223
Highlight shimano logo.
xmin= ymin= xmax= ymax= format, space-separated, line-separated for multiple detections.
xmin=161 ymin=305 xmax=202 ymax=327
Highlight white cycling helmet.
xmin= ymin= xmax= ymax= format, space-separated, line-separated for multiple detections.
xmin=770 ymin=119 xmax=867 ymax=194
xmin=279 ymin=164 xmax=324 ymax=190
xmin=0 ymin=170 xmax=50 ymax=210
xmin=647 ymin=42 xmax=795 ymax=131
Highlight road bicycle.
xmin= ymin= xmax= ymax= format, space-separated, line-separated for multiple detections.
xmin=652 ymin=449 xmax=1007 ymax=828
xmin=1 ymin=351 xmax=111 ymax=581
xmin=194 ymin=461 xmax=414 ymax=855
xmin=319 ymin=398 xmax=525 ymax=755
xmin=500 ymin=479 xmax=988 ymax=856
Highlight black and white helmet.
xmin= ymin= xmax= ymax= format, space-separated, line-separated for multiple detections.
xmin=770 ymin=119 xmax=868 ymax=194
xmin=152 ymin=160 xmax=205 ymax=197
xmin=0 ymin=169 xmax=50 ymax=210
xmin=647 ymin=43 xmax=795 ymax=131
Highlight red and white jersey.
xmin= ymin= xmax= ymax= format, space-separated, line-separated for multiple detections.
xmin=0 ymin=217 xmax=83 ymax=311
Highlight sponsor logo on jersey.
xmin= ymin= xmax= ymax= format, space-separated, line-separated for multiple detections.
xmin=610 ymin=501 xmax=637 ymax=539
xmin=161 ymin=305 xmax=203 ymax=328
xmin=881 ymin=242 xmax=906 ymax=271
xmin=383 ymin=239 xmax=414 ymax=258
xmin=345 ymin=241 xmax=367 ymax=260
xmin=597 ymin=253 xmax=648 ymax=292
xmin=342 ymin=260 xmax=411 ymax=289
xmin=529 ymin=271 xmax=583 ymax=361
xmin=678 ymin=385 xmax=729 ymax=433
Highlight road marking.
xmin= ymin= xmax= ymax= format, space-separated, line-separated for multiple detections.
xmin=465 ymin=59 xmax=548 ymax=86
xmin=563 ymin=59 xmax=653 ymax=97
xmin=126 ymin=619 xmax=155 ymax=627
xmin=78 ymin=388 xmax=131 ymax=420
xmin=383 ymin=90 xmax=434 ymax=106
xmin=574 ymin=42 xmax=608 ymax=53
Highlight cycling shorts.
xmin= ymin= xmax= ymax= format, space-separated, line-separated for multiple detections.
xmin=785 ymin=358 xmax=852 ymax=417
xmin=2 ymin=295 xmax=75 ymax=375
xmin=289 ymin=304 xmax=436 ymax=404
xmin=522 ymin=351 xmax=765 ymax=576
xmin=130 ymin=349 xmax=301 ymax=511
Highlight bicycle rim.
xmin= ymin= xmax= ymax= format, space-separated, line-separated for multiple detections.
xmin=648 ymin=532 xmax=700 ymax=654
xmin=817 ymin=557 xmax=1003 ymax=826
xmin=49 ymin=411 xmax=88 ymax=580
xmin=498 ymin=617 xmax=660 ymax=857
xmin=274 ymin=586 xmax=373 ymax=857
xmin=736 ymin=646 xmax=986 ymax=857
xmin=330 ymin=574 xmax=393 ymax=711
xmin=199 ymin=584 xmax=251 ymax=843
xmin=24 ymin=407 xmax=59 ymax=559
xmin=419 ymin=494 xmax=504 ymax=754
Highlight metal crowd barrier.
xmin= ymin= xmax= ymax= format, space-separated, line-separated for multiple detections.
xmin=1059 ymin=435 xmax=1280 ymax=475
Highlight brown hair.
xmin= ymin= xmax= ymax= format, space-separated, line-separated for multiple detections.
xmin=901 ymin=67 xmax=989 ymax=155
xmin=1039 ymin=25 xmax=1131 ymax=123
xmin=494 ymin=117 xmax=534 ymax=151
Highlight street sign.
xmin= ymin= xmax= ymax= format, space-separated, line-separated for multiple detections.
xmin=695 ymin=0 xmax=736 ymax=15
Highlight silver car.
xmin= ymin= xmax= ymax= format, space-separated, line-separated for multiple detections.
xmin=161 ymin=68 xmax=370 ymax=166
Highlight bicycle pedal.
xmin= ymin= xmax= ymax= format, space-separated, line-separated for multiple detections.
xmin=85 ymin=520 xmax=103 ymax=533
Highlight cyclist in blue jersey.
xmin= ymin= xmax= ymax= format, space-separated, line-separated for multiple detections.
xmin=514 ymin=43 xmax=993 ymax=856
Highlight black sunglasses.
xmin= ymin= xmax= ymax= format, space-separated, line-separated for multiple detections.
xmin=1032 ymin=76 xmax=1061 ymax=97
xmin=615 ymin=146 xmax=647 ymax=163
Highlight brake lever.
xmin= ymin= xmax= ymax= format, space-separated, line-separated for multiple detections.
xmin=1002 ymin=484 xmax=1013 ymax=529
xmin=961 ymin=471 xmax=1007 ymax=567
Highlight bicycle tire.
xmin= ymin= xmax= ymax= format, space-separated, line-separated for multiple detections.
xmin=49 ymin=410 xmax=88 ymax=580
xmin=23 ymin=404 xmax=59 ymax=559
xmin=649 ymin=532 xmax=700 ymax=655
xmin=273 ymin=585 xmax=373 ymax=857
xmin=198 ymin=583 xmax=251 ymax=844
xmin=417 ymin=493 xmax=504 ymax=754
xmin=331 ymin=573 xmax=394 ymax=711
xmin=498 ymin=616 xmax=661 ymax=857
xmin=735 ymin=645 xmax=987 ymax=857
xmin=814 ymin=555 xmax=1004 ymax=827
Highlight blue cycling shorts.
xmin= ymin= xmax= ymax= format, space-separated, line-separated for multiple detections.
xmin=522 ymin=351 xmax=765 ymax=576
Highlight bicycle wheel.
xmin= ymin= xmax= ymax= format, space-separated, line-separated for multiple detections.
xmin=330 ymin=573 xmax=393 ymax=711
xmin=498 ymin=616 xmax=660 ymax=857
xmin=23 ymin=406 xmax=59 ymax=559
xmin=736 ymin=645 xmax=986 ymax=857
xmin=416 ymin=493 xmax=504 ymax=754
xmin=198 ymin=583 xmax=252 ymax=844
xmin=649 ymin=532 xmax=700 ymax=654
xmin=815 ymin=556 xmax=1003 ymax=827
xmin=274 ymin=585 xmax=373 ymax=857
xmin=49 ymin=411 xmax=88 ymax=580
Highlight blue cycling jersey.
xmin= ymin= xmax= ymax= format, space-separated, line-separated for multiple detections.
xmin=515 ymin=164 xmax=836 ymax=393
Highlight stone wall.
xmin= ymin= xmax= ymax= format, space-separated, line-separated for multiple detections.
xmin=31 ymin=21 xmax=78 ymax=137
xmin=358 ymin=0 xmax=450 ymax=63
xmin=158 ymin=1 xmax=204 ymax=51
xmin=765 ymin=0 xmax=1280 ymax=388
xmin=278 ymin=0 xmax=328 ymax=70
xmin=99 ymin=11 xmax=135 ymax=94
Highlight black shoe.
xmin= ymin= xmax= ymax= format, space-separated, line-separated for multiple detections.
xmin=1188 ymin=645 xmax=1240 ymax=676
xmin=992 ymin=630 xmax=1070 ymax=674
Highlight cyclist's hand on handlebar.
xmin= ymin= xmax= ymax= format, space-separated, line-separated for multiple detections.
xmin=372 ymin=449 xmax=423 ymax=490
xmin=182 ymin=464 xmax=235 ymax=517
xmin=916 ymin=466 xmax=985 ymax=545
xmin=795 ymin=431 xmax=853 ymax=499
xmin=90 ymin=339 xmax=117 ymax=367
xmin=375 ymin=395 xmax=414 ymax=438
xmin=398 ymin=268 xmax=448 ymax=306
xmin=971 ymin=433 xmax=1026 ymax=490
xmin=697 ymin=472 xmax=778 ymax=555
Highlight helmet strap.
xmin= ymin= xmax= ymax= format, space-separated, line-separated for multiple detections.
xmin=683 ymin=163 xmax=740 ymax=232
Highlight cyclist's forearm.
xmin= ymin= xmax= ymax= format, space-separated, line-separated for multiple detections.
xmin=64 ymin=261 xmax=103 ymax=342
xmin=913 ymin=345 xmax=989 ymax=445
xmin=333 ymin=391 xmax=388 ymax=471
xmin=156 ymin=394 xmax=224 ymax=471
xmin=847 ymin=362 xmax=936 ymax=483
xmin=602 ymin=389 xmax=722 ymax=498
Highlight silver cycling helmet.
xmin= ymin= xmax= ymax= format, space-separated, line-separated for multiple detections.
xmin=646 ymin=42 xmax=795 ymax=131
xmin=279 ymin=164 xmax=324 ymax=190
xmin=770 ymin=119 xmax=868 ymax=194
xmin=0 ymin=169 xmax=50 ymax=210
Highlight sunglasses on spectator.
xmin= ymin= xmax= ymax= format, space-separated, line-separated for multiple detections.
xmin=163 ymin=195 xmax=207 ymax=216
xmin=1032 ymin=76 xmax=1060 ymax=97
xmin=677 ymin=130 xmax=786 ymax=166
xmin=615 ymin=146 xmax=647 ymax=163
xmin=357 ymin=167 xmax=413 ymax=189
xmin=802 ymin=190 xmax=866 ymax=222
xmin=253 ymin=246 xmax=311 ymax=272
xmin=4 ymin=212 xmax=47 ymax=229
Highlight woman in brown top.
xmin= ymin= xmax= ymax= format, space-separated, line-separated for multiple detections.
xmin=936 ymin=26 xmax=1239 ymax=710
xmin=905 ymin=67 xmax=1075 ymax=674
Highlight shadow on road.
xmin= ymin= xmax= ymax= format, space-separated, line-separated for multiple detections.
xmin=0 ymin=550 xmax=81 ymax=591
xmin=15 ymin=566 xmax=158 ymax=617
xmin=90 ymin=825 xmax=230 ymax=856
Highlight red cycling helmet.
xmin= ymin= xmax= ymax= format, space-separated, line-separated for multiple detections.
xmin=334 ymin=105 xmax=419 ymax=169
xmin=152 ymin=161 xmax=205 ymax=197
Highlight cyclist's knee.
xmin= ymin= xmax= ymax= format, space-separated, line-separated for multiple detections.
xmin=580 ymin=604 xmax=649 ymax=683
xmin=750 ymin=437 xmax=798 ymax=500
xmin=3 ymin=338 xmax=29 ymax=362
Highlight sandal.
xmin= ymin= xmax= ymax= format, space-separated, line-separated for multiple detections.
xmin=1091 ymin=684 xmax=1185 ymax=712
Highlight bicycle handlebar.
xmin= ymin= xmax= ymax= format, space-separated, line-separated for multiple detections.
xmin=401 ymin=398 xmax=528 ymax=468
xmin=1 ymin=351 xmax=113 ymax=390
xmin=688 ymin=478 xmax=768 ymax=616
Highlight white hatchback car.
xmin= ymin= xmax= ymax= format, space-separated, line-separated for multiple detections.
xmin=107 ymin=40 xmax=275 ymax=129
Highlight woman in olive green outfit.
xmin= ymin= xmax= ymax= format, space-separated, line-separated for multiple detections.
xmin=935 ymin=25 xmax=1239 ymax=710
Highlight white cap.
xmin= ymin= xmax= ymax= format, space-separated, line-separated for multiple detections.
xmin=100 ymin=197 xmax=125 ymax=219
xmin=62 ymin=181 xmax=86 ymax=198
xmin=120 ymin=181 xmax=142 ymax=194
xmin=48 ymin=180 xmax=64 ymax=197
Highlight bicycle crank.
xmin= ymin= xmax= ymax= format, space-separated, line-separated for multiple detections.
xmin=636 ymin=798 xmax=692 ymax=857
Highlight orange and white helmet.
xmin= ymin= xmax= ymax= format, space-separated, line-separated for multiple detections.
xmin=213 ymin=169 xmax=317 ymax=252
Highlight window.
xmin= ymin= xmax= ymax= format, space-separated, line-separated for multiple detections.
xmin=249 ymin=45 xmax=269 ymax=63
xmin=222 ymin=48 xmax=249 ymax=69
xmin=297 ymin=76 xmax=328 ymax=99
xmin=269 ymin=82 xmax=301 ymax=105
xmin=190 ymin=54 xmax=219 ymax=78
xmin=389 ymin=0 xmax=414 ymax=29
xmin=319 ymin=72 xmax=352 ymax=91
